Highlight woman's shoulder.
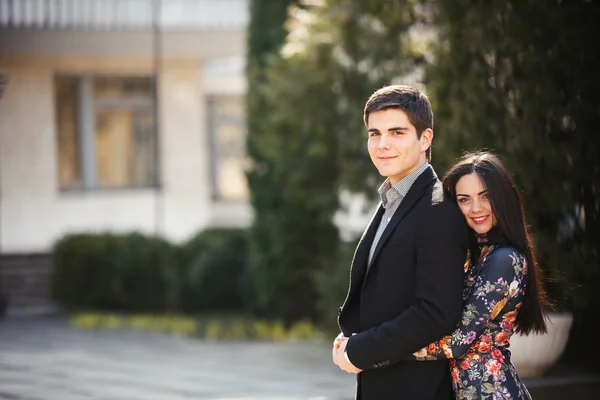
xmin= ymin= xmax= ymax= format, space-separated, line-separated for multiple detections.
xmin=488 ymin=244 xmax=522 ymax=256
xmin=484 ymin=245 xmax=526 ymax=270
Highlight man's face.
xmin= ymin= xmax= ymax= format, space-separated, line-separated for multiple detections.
xmin=366 ymin=109 xmax=431 ymax=185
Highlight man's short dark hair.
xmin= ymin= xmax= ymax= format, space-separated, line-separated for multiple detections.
xmin=364 ymin=85 xmax=434 ymax=161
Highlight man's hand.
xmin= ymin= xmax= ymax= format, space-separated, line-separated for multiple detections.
xmin=332 ymin=335 xmax=362 ymax=374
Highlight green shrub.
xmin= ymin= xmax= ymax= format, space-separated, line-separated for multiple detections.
xmin=178 ymin=228 xmax=252 ymax=314
xmin=50 ymin=231 xmax=178 ymax=312
xmin=50 ymin=228 xmax=252 ymax=313
xmin=111 ymin=232 xmax=179 ymax=312
xmin=50 ymin=232 xmax=122 ymax=309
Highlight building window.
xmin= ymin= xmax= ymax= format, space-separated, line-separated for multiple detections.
xmin=207 ymin=95 xmax=248 ymax=201
xmin=55 ymin=75 xmax=157 ymax=190
xmin=0 ymin=74 xmax=7 ymax=100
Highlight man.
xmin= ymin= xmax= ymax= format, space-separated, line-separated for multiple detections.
xmin=332 ymin=85 xmax=469 ymax=399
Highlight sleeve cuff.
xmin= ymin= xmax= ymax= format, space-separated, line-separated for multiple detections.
xmin=345 ymin=335 xmax=363 ymax=369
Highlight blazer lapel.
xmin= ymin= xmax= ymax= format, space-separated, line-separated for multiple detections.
xmin=364 ymin=166 xmax=437 ymax=279
xmin=347 ymin=204 xmax=384 ymax=296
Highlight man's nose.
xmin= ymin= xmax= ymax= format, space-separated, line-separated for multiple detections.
xmin=378 ymin=135 xmax=391 ymax=149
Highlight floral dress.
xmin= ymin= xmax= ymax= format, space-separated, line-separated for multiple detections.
xmin=412 ymin=227 xmax=532 ymax=400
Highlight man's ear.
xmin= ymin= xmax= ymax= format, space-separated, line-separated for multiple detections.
xmin=421 ymin=128 xmax=433 ymax=151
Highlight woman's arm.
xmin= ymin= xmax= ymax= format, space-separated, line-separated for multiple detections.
xmin=412 ymin=247 xmax=526 ymax=361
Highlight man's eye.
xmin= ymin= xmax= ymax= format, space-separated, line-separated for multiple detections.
xmin=368 ymin=132 xmax=379 ymax=137
xmin=393 ymin=131 xmax=403 ymax=135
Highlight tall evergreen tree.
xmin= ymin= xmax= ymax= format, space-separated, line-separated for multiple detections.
xmin=245 ymin=0 xmax=425 ymax=324
xmin=428 ymin=0 xmax=600 ymax=324
xmin=245 ymin=0 xmax=305 ymax=321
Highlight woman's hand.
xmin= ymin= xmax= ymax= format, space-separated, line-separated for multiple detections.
xmin=333 ymin=333 xmax=346 ymax=352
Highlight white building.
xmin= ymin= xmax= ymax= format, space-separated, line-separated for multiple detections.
xmin=0 ymin=0 xmax=253 ymax=254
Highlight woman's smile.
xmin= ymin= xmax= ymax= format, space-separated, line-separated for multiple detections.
xmin=471 ymin=216 xmax=489 ymax=225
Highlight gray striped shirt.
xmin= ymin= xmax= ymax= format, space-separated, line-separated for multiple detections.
xmin=368 ymin=162 xmax=430 ymax=265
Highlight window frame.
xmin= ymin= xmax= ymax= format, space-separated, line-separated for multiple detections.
xmin=206 ymin=94 xmax=249 ymax=203
xmin=55 ymin=73 xmax=160 ymax=192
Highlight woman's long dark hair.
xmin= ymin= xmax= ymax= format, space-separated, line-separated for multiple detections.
xmin=442 ymin=151 xmax=549 ymax=335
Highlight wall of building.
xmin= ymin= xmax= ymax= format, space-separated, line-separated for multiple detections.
xmin=0 ymin=54 xmax=217 ymax=253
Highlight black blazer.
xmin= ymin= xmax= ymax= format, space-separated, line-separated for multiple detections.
xmin=338 ymin=165 xmax=469 ymax=400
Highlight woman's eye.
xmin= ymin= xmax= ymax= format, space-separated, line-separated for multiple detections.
xmin=458 ymin=198 xmax=469 ymax=203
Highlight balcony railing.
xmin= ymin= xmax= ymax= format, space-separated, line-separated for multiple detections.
xmin=0 ymin=0 xmax=249 ymax=30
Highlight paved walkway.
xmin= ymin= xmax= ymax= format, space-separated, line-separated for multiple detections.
xmin=2 ymin=316 xmax=599 ymax=400
xmin=0 ymin=316 xmax=355 ymax=400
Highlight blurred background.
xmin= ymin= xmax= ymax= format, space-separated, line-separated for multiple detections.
xmin=0 ymin=0 xmax=598 ymax=399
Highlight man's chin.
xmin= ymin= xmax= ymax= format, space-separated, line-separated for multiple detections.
xmin=377 ymin=167 xmax=395 ymax=176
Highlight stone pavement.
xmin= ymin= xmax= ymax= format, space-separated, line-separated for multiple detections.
xmin=1 ymin=316 xmax=599 ymax=400
xmin=0 ymin=316 xmax=355 ymax=400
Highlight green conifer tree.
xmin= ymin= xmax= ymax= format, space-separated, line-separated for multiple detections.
xmin=428 ymin=0 xmax=600 ymax=323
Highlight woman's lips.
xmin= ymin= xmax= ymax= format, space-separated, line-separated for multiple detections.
xmin=472 ymin=216 xmax=489 ymax=225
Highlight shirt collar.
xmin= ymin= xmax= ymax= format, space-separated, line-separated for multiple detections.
xmin=377 ymin=162 xmax=430 ymax=207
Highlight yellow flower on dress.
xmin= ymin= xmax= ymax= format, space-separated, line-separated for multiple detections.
xmin=440 ymin=337 xmax=453 ymax=358
xmin=463 ymin=252 xmax=471 ymax=272
xmin=491 ymin=298 xmax=508 ymax=319
xmin=413 ymin=347 xmax=428 ymax=358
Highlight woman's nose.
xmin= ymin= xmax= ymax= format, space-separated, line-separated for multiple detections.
xmin=471 ymin=200 xmax=483 ymax=213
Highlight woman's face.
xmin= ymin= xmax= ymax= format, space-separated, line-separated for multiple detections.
xmin=455 ymin=172 xmax=496 ymax=235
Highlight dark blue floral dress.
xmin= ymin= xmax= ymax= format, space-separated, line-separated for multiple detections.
xmin=412 ymin=227 xmax=532 ymax=399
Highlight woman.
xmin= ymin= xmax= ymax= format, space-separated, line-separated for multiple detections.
xmin=411 ymin=151 xmax=551 ymax=399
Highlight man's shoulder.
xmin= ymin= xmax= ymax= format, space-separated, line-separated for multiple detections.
xmin=418 ymin=180 xmax=463 ymax=220
xmin=430 ymin=178 xmax=445 ymax=204
xmin=423 ymin=179 xmax=454 ymax=207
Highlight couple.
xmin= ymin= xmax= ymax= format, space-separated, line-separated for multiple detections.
xmin=332 ymin=85 xmax=550 ymax=399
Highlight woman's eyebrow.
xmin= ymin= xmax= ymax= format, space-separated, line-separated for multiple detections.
xmin=456 ymin=190 xmax=488 ymax=196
